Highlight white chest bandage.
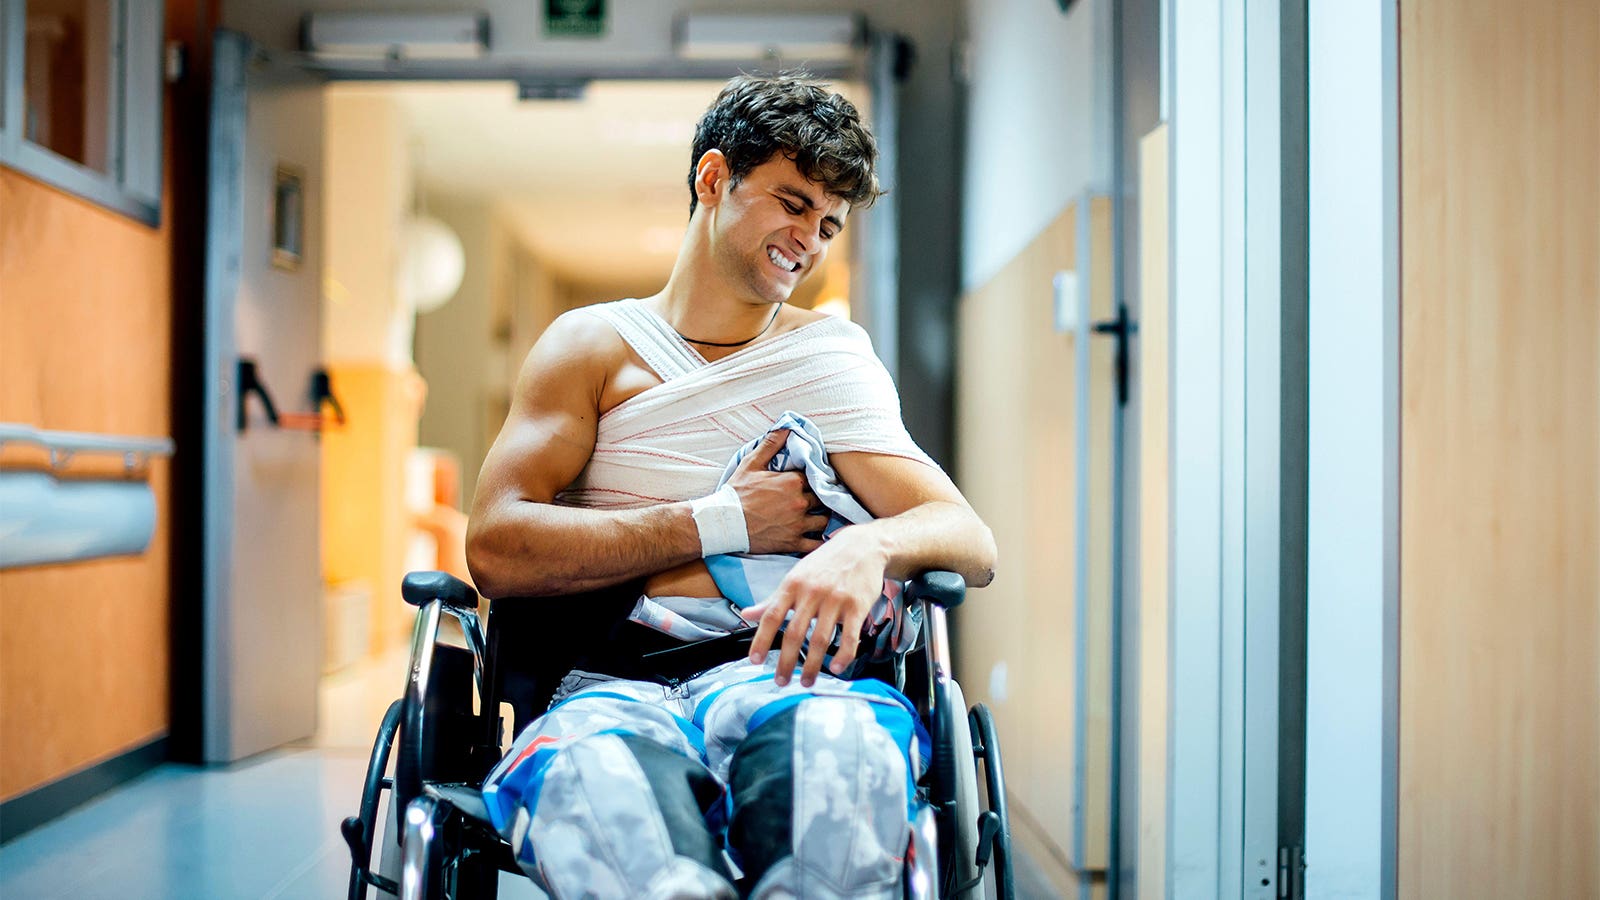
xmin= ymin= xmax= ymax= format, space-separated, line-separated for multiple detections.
xmin=554 ymin=298 xmax=940 ymax=513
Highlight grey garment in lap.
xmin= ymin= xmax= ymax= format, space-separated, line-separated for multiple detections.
xmin=503 ymin=654 xmax=913 ymax=899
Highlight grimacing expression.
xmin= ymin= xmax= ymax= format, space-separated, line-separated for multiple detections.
xmin=712 ymin=155 xmax=849 ymax=306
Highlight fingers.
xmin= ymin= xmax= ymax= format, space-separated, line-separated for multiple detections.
xmin=775 ymin=594 xmax=818 ymax=686
xmin=800 ymin=604 xmax=841 ymax=687
xmin=827 ymin=610 xmax=867 ymax=676
xmin=747 ymin=596 xmax=787 ymax=664
xmin=791 ymin=479 xmax=819 ymax=514
xmin=736 ymin=428 xmax=790 ymax=472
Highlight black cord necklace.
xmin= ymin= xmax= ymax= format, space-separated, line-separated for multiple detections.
xmin=675 ymin=303 xmax=784 ymax=348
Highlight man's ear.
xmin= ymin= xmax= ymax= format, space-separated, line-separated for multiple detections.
xmin=694 ymin=149 xmax=730 ymax=208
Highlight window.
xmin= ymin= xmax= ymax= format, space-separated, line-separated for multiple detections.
xmin=0 ymin=0 xmax=164 ymax=224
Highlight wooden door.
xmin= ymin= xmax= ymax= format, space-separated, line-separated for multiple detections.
xmin=954 ymin=195 xmax=1116 ymax=899
xmin=1398 ymin=0 xmax=1599 ymax=895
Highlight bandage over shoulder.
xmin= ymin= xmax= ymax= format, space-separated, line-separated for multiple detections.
xmin=691 ymin=483 xmax=748 ymax=556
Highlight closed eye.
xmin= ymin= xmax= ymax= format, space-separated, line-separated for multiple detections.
xmin=778 ymin=192 xmax=839 ymax=240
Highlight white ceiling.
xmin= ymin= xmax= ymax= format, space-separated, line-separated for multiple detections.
xmin=344 ymin=78 xmax=863 ymax=288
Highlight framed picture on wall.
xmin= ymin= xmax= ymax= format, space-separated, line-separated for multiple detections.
xmin=272 ymin=164 xmax=305 ymax=270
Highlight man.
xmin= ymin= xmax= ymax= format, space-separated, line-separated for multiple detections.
xmin=467 ymin=74 xmax=997 ymax=899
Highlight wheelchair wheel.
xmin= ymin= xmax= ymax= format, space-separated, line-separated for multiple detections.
xmin=969 ymin=703 xmax=1015 ymax=900
xmin=346 ymin=699 xmax=404 ymax=900
xmin=945 ymin=680 xmax=985 ymax=900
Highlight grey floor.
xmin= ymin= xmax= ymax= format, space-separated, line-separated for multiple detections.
xmin=0 ymin=747 xmax=547 ymax=900
xmin=0 ymin=642 xmax=545 ymax=900
xmin=0 ymin=641 xmax=1057 ymax=899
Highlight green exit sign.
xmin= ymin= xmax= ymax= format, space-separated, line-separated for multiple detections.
xmin=547 ymin=0 xmax=605 ymax=37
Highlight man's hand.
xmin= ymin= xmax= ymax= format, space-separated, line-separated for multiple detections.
xmin=742 ymin=526 xmax=889 ymax=687
xmin=724 ymin=429 xmax=831 ymax=555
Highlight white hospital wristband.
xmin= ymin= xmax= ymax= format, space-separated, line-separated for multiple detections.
xmin=691 ymin=484 xmax=749 ymax=556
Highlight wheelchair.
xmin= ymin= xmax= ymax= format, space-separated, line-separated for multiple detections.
xmin=341 ymin=569 xmax=1015 ymax=900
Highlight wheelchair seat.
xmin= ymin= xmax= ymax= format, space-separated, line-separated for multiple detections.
xmin=341 ymin=570 xmax=1015 ymax=900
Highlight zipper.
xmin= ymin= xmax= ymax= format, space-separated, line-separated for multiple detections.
xmin=662 ymin=676 xmax=691 ymax=716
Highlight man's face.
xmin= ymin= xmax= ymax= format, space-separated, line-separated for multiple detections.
xmin=708 ymin=154 xmax=850 ymax=306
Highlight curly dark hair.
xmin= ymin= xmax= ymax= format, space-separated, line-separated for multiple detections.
xmin=688 ymin=72 xmax=882 ymax=216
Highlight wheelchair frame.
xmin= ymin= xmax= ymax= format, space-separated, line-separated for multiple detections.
xmin=341 ymin=570 xmax=1015 ymax=900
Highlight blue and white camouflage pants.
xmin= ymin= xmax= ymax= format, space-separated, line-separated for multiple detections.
xmin=480 ymin=652 xmax=929 ymax=900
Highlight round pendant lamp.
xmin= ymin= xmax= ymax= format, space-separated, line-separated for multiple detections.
xmin=401 ymin=214 xmax=465 ymax=314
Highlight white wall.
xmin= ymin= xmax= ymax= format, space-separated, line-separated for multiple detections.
xmin=323 ymin=91 xmax=413 ymax=366
xmin=412 ymin=191 xmax=496 ymax=509
xmin=1303 ymin=1 xmax=1398 ymax=897
xmin=960 ymin=0 xmax=1114 ymax=293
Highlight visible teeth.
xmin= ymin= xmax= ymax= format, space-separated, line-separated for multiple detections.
xmin=769 ymin=247 xmax=799 ymax=272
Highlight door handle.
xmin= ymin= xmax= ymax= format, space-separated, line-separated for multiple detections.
xmin=236 ymin=358 xmax=280 ymax=432
xmin=310 ymin=367 xmax=345 ymax=425
xmin=1092 ymin=305 xmax=1135 ymax=407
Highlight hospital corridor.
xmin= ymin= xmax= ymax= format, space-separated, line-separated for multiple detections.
xmin=1 ymin=1 xmax=1595 ymax=898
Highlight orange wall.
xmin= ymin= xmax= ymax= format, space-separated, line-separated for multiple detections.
xmin=322 ymin=363 xmax=425 ymax=652
xmin=0 ymin=166 xmax=173 ymax=799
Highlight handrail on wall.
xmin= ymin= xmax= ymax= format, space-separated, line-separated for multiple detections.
xmin=0 ymin=423 xmax=175 ymax=471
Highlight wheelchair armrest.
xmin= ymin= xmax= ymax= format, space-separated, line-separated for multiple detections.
xmin=905 ymin=570 xmax=966 ymax=609
xmin=403 ymin=571 xmax=479 ymax=612
xmin=401 ymin=571 xmax=487 ymax=700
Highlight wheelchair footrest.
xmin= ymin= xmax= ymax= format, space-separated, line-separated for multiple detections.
xmin=418 ymin=783 xmax=528 ymax=879
xmin=424 ymin=783 xmax=495 ymax=828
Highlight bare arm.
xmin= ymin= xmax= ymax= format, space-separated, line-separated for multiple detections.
xmin=466 ymin=311 xmax=826 ymax=600
xmin=831 ymin=453 xmax=997 ymax=587
xmin=744 ymin=451 xmax=998 ymax=686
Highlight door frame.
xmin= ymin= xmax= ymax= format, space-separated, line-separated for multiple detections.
xmin=1301 ymin=0 xmax=1402 ymax=896
xmin=186 ymin=31 xmax=908 ymax=764
xmin=1165 ymin=0 xmax=1310 ymax=895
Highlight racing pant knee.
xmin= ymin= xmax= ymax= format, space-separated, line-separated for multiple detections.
xmin=517 ymin=732 xmax=736 ymax=900
xmin=728 ymin=696 xmax=913 ymax=900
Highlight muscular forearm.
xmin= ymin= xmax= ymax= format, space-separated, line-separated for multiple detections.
xmin=746 ymin=497 xmax=997 ymax=686
xmin=469 ymin=432 xmax=829 ymax=599
xmin=466 ymin=500 xmax=702 ymax=599
xmin=836 ymin=499 xmax=997 ymax=589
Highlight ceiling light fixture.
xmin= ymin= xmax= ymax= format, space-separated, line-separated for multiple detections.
xmin=301 ymin=12 xmax=490 ymax=60
xmin=675 ymin=13 xmax=861 ymax=63
xmin=517 ymin=78 xmax=590 ymax=102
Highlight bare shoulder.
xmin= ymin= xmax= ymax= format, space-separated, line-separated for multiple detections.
xmin=775 ymin=306 xmax=874 ymax=347
xmin=527 ymin=306 xmax=627 ymax=369
xmin=511 ymin=305 xmax=628 ymax=403
xmin=782 ymin=304 xmax=837 ymax=331
xmin=481 ymin=306 xmax=628 ymax=503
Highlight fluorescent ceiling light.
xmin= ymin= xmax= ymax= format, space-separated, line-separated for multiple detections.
xmin=676 ymin=13 xmax=861 ymax=63
xmin=302 ymin=12 xmax=490 ymax=61
xmin=517 ymin=78 xmax=589 ymax=102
